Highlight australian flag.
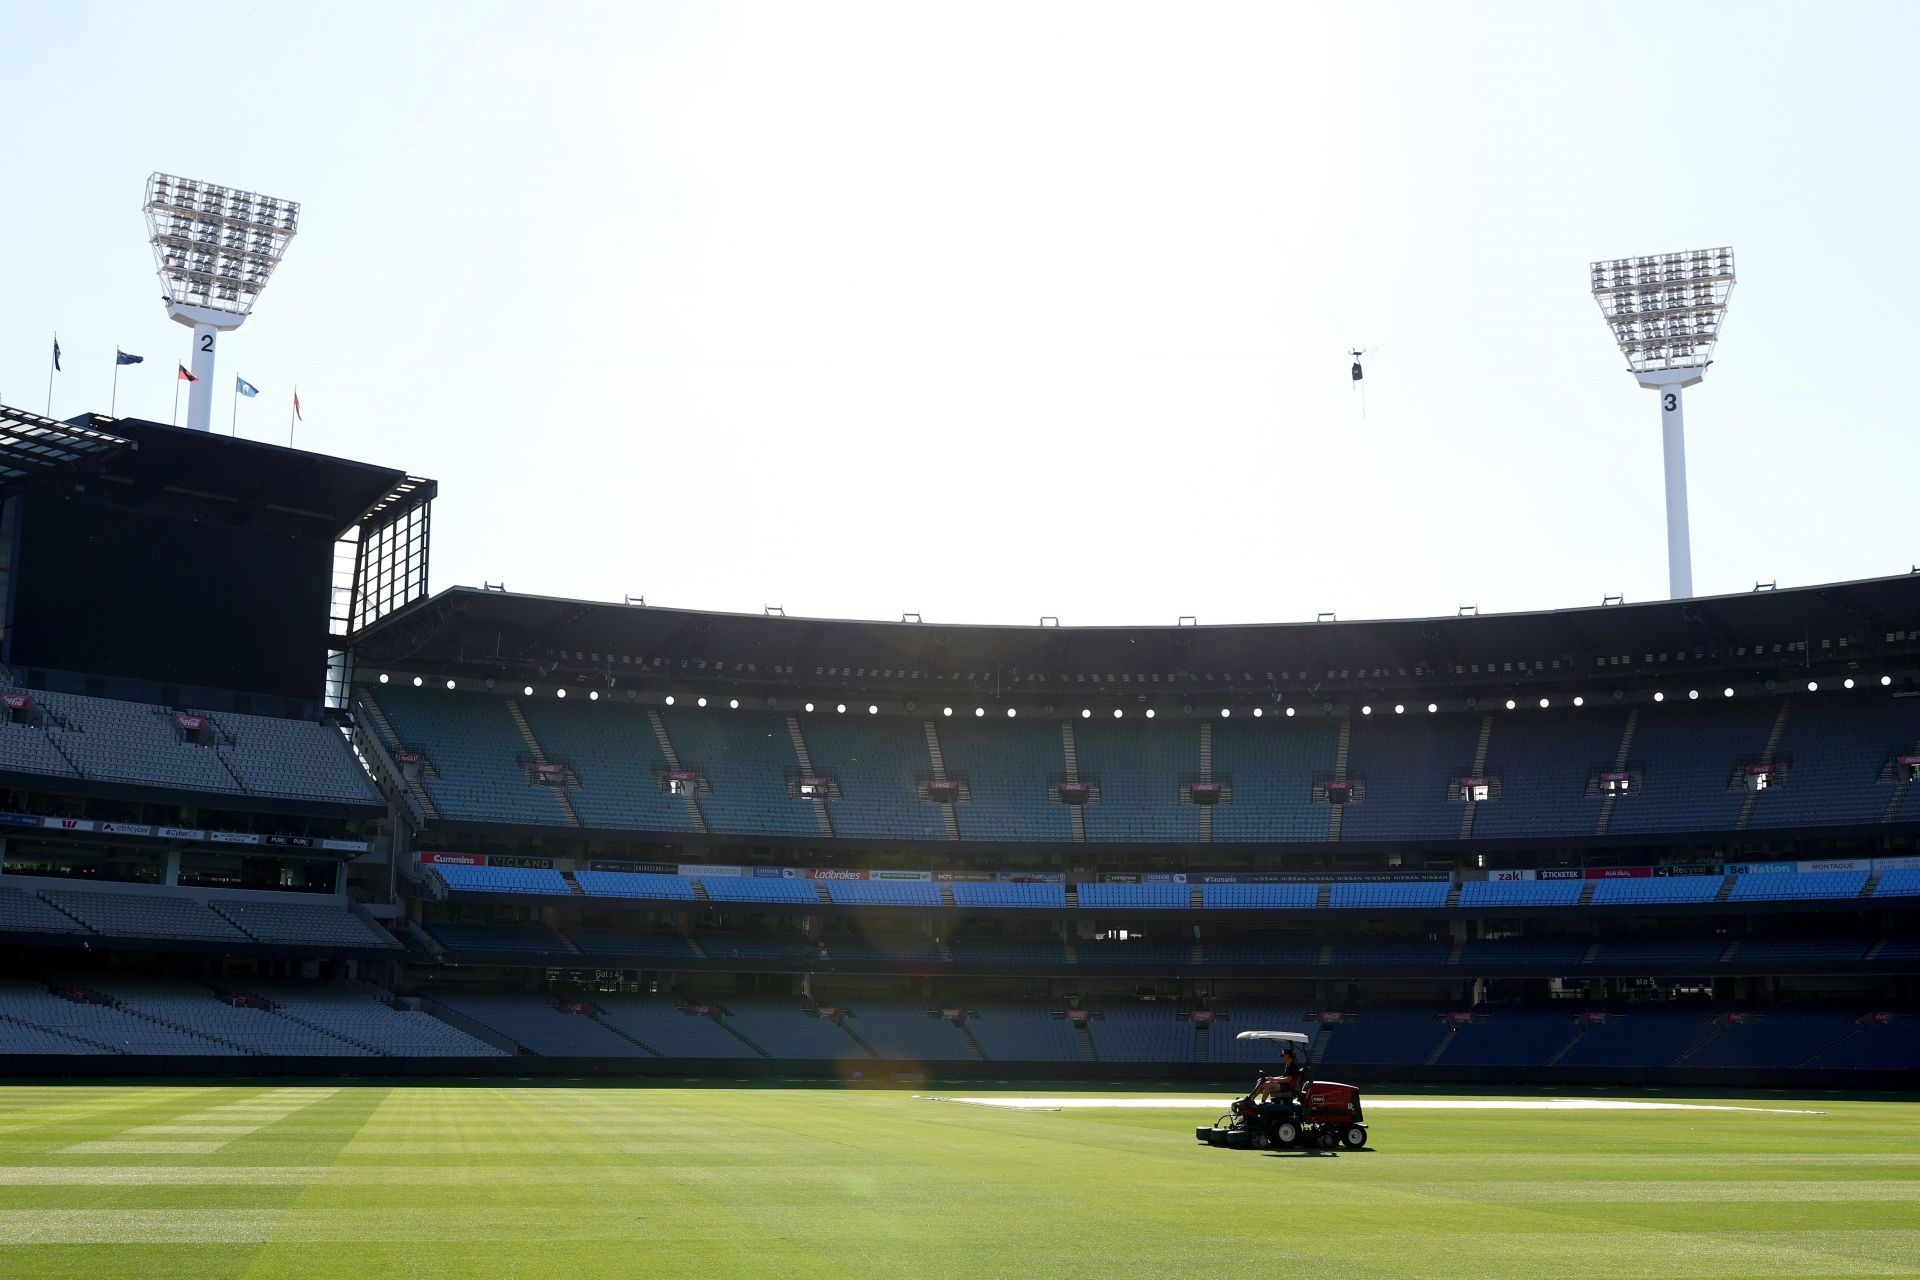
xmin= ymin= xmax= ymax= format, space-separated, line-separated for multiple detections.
xmin=116 ymin=349 xmax=144 ymax=366
xmin=52 ymin=337 xmax=61 ymax=371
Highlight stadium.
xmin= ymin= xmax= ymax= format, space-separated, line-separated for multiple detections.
xmin=8 ymin=10 xmax=1920 ymax=1278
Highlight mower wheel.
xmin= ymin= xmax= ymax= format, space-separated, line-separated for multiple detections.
xmin=1273 ymin=1120 xmax=1300 ymax=1147
xmin=1342 ymin=1125 xmax=1368 ymax=1150
xmin=1317 ymin=1130 xmax=1338 ymax=1149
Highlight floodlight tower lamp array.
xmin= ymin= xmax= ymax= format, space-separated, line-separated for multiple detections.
xmin=1589 ymin=246 xmax=1736 ymax=603
xmin=143 ymin=172 xmax=301 ymax=433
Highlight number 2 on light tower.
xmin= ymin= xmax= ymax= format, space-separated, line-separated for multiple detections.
xmin=200 ymin=333 xmax=214 ymax=354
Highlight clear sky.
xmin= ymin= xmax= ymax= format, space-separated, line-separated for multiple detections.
xmin=5 ymin=1 xmax=1918 ymax=627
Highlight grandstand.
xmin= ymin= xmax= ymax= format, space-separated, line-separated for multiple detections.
xmin=0 ymin=400 xmax=1912 ymax=1091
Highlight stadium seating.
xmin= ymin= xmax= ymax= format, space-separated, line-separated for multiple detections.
xmin=1086 ymin=1003 xmax=1196 ymax=1062
xmin=1327 ymin=882 xmax=1450 ymax=910
xmin=1327 ymin=939 xmax=1452 ymax=968
xmin=935 ymin=718 xmax=1072 ymax=841
xmin=1803 ymin=1015 xmax=1920 ymax=1070
xmin=425 ymin=922 xmax=574 ymax=954
xmin=839 ymin=999 xmax=975 ymax=1060
xmin=1318 ymin=1009 xmax=1446 ymax=1065
xmin=797 ymin=714 xmax=949 ymax=841
xmin=1075 ymin=882 xmax=1190 ymax=910
xmin=345 ymin=688 xmax=1918 ymax=843
xmin=660 ymin=709 xmax=817 ymax=838
xmin=370 ymin=687 xmax=563 ymax=825
xmin=0 ymin=886 xmax=92 ymax=935
xmin=701 ymin=876 xmax=822 ymax=905
xmin=1473 ymin=707 xmax=1626 ymax=839
xmin=1589 ymin=935 xmax=1731 ymax=969
xmin=1339 ymin=713 xmax=1486 ymax=842
xmin=945 ymin=935 xmax=1070 ymax=967
xmin=823 ymin=879 xmax=942 ymax=907
xmin=1209 ymin=718 xmax=1338 ymax=842
xmin=719 ymin=998 xmax=868 ymax=1059
xmin=209 ymin=708 xmax=380 ymax=803
xmin=424 ymin=991 xmax=641 ymax=1056
xmin=1875 ymin=868 xmax=1920 ymax=898
xmin=211 ymin=901 xmax=399 ymax=949
xmin=0 ymin=979 xmax=243 ymax=1055
xmin=246 ymin=982 xmax=509 ymax=1056
xmin=1434 ymin=1010 xmax=1579 ymax=1067
xmin=694 ymin=930 xmax=817 ymax=962
xmin=1680 ymin=1010 xmax=1863 ymax=1069
xmin=565 ymin=929 xmax=702 ymax=962
xmin=431 ymin=864 xmax=573 ymax=895
xmin=39 ymin=891 xmax=251 ymax=943
xmin=1746 ymin=695 xmax=1920 ymax=829
xmin=1073 ymin=720 xmax=1199 ymax=843
xmin=1456 ymin=879 xmax=1585 ymax=908
xmin=1202 ymin=935 xmax=1321 ymax=967
xmin=1725 ymin=870 xmax=1870 ymax=902
xmin=960 ymin=1001 xmax=1084 ymax=1061
xmin=589 ymin=996 xmax=761 ymax=1058
xmin=1201 ymin=883 xmax=1318 ymax=910
xmin=1210 ymin=1004 xmax=1311 ymax=1062
xmin=1076 ymin=939 xmax=1192 ymax=969
xmin=78 ymin=977 xmax=367 ymax=1056
xmin=1456 ymin=936 xmax=1591 ymax=970
xmin=1552 ymin=1008 xmax=1714 ymax=1068
xmin=949 ymin=882 xmax=1065 ymax=909
xmin=1607 ymin=699 xmax=1776 ymax=835
xmin=515 ymin=697 xmax=690 ymax=832
xmin=572 ymin=871 xmax=698 ymax=902
xmin=1588 ymin=876 xmax=1726 ymax=905
xmin=1731 ymin=934 xmax=1874 ymax=966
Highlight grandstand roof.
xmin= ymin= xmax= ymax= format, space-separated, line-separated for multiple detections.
xmin=351 ymin=573 xmax=1920 ymax=700
xmin=0 ymin=404 xmax=134 ymax=499
xmin=67 ymin=412 xmax=420 ymax=539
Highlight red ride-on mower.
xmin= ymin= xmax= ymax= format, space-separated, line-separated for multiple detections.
xmin=1195 ymin=1031 xmax=1370 ymax=1152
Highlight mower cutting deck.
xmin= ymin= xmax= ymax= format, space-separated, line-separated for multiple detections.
xmin=1196 ymin=1030 xmax=1371 ymax=1151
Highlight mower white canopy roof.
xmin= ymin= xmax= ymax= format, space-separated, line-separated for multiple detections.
xmin=1235 ymin=1031 xmax=1310 ymax=1044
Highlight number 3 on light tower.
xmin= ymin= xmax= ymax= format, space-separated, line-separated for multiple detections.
xmin=1662 ymin=393 xmax=1677 ymax=412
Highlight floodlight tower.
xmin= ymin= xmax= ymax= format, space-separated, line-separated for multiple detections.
xmin=1590 ymin=247 xmax=1736 ymax=600
xmin=143 ymin=173 xmax=300 ymax=433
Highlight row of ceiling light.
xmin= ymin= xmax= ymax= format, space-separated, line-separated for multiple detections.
xmin=373 ymin=672 xmax=1899 ymax=715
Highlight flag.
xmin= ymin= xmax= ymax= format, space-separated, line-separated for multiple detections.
xmin=116 ymin=350 xmax=144 ymax=366
xmin=235 ymin=376 xmax=259 ymax=398
xmin=177 ymin=364 xmax=199 ymax=382
xmin=292 ymin=388 xmax=303 ymax=421
xmin=52 ymin=338 xmax=61 ymax=372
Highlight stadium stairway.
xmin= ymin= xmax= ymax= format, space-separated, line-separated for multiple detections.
xmin=1736 ymin=697 xmax=1794 ymax=830
xmin=355 ymin=688 xmax=440 ymax=821
xmin=1073 ymin=1018 xmax=1098 ymax=1061
xmin=1458 ymin=713 xmax=1495 ymax=840
xmin=1593 ymin=707 xmax=1639 ymax=836
xmin=955 ymin=1018 xmax=989 ymax=1060
xmin=647 ymin=709 xmax=708 ymax=832
xmin=505 ymin=698 xmax=582 ymax=826
xmin=1060 ymin=723 xmax=1086 ymax=843
xmin=1327 ymin=715 xmax=1352 ymax=841
xmin=921 ymin=720 xmax=963 ymax=841
xmin=783 ymin=717 xmax=836 ymax=837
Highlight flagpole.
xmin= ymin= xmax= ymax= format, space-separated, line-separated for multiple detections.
xmin=231 ymin=381 xmax=238 ymax=435
xmin=45 ymin=333 xmax=56 ymax=415
xmin=289 ymin=386 xmax=296 ymax=449
xmin=172 ymin=372 xmax=182 ymax=426
xmin=111 ymin=353 xmax=120 ymax=417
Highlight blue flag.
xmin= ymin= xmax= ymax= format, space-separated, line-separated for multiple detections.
xmin=235 ymin=376 xmax=259 ymax=398
xmin=116 ymin=349 xmax=144 ymax=366
xmin=52 ymin=337 xmax=61 ymax=372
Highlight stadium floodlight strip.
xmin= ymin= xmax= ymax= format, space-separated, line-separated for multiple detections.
xmin=1590 ymin=246 xmax=1736 ymax=602
xmin=143 ymin=172 xmax=301 ymax=433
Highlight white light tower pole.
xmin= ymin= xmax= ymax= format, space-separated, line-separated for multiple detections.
xmin=143 ymin=173 xmax=300 ymax=433
xmin=1590 ymin=247 xmax=1736 ymax=600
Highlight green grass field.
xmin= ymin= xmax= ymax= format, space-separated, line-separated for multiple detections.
xmin=1 ymin=1083 xmax=1917 ymax=1278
